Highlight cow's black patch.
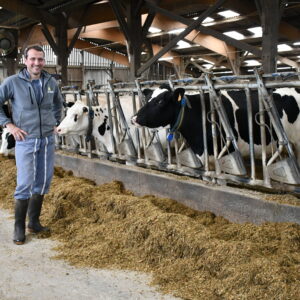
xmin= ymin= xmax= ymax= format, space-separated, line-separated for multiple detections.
xmin=6 ymin=133 xmax=15 ymax=149
xmin=278 ymin=94 xmax=299 ymax=124
xmin=98 ymin=118 xmax=107 ymax=136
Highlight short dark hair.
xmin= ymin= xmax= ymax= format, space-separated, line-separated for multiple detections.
xmin=24 ymin=45 xmax=45 ymax=59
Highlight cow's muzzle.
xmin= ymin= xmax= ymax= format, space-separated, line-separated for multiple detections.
xmin=130 ymin=115 xmax=141 ymax=127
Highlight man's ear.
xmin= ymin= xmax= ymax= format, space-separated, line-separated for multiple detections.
xmin=173 ymin=88 xmax=185 ymax=102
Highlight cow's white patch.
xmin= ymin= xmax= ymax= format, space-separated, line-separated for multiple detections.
xmin=149 ymin=88 xmax=168 ymax=102
xmin=0 ymin=128 xmax=15 ymax=156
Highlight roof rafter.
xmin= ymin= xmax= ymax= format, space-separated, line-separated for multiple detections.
xmin=0 ymin=0 xmax=58 ymax=27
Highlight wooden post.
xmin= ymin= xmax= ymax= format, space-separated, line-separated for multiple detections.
xmin=255 ymin=0 xmax=286 ymax=73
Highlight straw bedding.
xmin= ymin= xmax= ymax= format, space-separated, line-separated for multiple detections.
xmin=0 ymin=155 xmax=299 ymax=300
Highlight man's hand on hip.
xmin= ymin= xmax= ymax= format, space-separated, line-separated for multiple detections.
xmin=5 ymin=123 xmax=28 ymax=141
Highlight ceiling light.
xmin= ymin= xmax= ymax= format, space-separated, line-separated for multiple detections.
xmin=293 ymin=41 xmax=300 ymax=46
xmin=218 ymin=10 xmax=240 ymax=18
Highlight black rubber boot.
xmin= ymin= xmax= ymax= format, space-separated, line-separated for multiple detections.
xmin=27 ymin=194 xmax=50 ymax=233
xmin=13 ymin=199 xmax=29 ymax=245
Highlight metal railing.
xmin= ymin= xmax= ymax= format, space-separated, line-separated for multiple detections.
xmin=56 ymin=71 xmax=300 ymax=194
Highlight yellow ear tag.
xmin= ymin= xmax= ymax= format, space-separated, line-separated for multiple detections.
xmin=178 ymin=94 xmax=182 ymax=102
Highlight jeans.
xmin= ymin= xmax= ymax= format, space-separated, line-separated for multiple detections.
xmin=14 ymin=135 xmax=55 ymax=200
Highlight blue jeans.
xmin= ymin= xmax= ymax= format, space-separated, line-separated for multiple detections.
xmin=14 ymin=135 xmax=55 ymax=200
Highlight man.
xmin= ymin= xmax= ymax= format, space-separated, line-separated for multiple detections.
xmin=0 ymin=45 xmax=63 ymax=245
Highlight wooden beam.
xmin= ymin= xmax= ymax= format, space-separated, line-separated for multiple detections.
xmin=0 ymin=0 xmax=58 ymax=26
xmin=152 ymin=14 xmax=236 ymax=60
xmin=109 ymin=0 xmax=131 ymax=41
xmin=227 ymin=0 xmax=300 ymax=41
xmin=67 ymin=0 xmax=218 ymax=29
xmin=138 ymin=0 xmax=227 ymax=75
xmin=78 ymin=28 xmax=181 ymax=65
xmin=74 ymin=39 xmax=129 ymax=66
xmin=68 ymin=2 xmax=116 ymax=28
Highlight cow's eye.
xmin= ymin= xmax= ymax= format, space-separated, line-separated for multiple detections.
xmin=74 ymin=114 xmax=78 ymax=122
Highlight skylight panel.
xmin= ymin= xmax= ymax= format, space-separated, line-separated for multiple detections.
xmin=224 ymin=31 xmax=245 ymax=40
xmin=247 ymin=27 xmax=262 ymax=37
xmin=168 ymin=28 xmax=185 ymax=34
xmin=277 ymin=44 xmax=293 ymax=52
xmin=202 ymin=63 xmax=213 ymax=68
xmin=148 ymin=27 xmax=161 ymax=33
xmin=193 ymin=16 xmax=214 ymax=23
xmin=176 ymin=40 xmax=192 ymax=48
xmin=218 ymin=10 xmax=240 ymax=18
xmin=158 ymin=56 xmax=173 ymax=61
xmin=244 ymin=60 xmax=260 ymax=66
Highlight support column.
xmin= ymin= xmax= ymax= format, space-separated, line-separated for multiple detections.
xmin=42 ymin=14 xmax=83 ymax=86
xmin=2 ymin=58 xmax=17 ymax=76
xmin=109 ymin=0 xmax=155 ymax=80
xmin=127 ymin=1 xmax=142 ymax=80
xmin=55 ymin=16 xmax=69 ymax=85
xmin=255 ymin=0 xmax=286 ymax=73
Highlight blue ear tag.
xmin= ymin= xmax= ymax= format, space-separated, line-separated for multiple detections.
xmin=167 ymin=133 xmax=174 ymax=142
xmin=181 ymin=97 xmax=186 ymax=106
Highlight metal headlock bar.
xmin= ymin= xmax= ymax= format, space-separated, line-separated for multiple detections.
xmin=254 ymin=69 xmax=300 ymax=185
xmin=135 ymin=80 xmax=166 ymax=166
xmin=107 ymin=81 xmax=137 ymax=160
xmin=57 ymin=72 xmax=300 ymax=194
xmin=59 ymin=87 xmax=82 ymax=154
xmin=205 ymin=74 xmax=247 ymax=176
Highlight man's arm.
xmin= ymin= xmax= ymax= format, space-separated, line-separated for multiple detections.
xmin=53 ymin=83 xmax=63 ymax=125
xmin=0 ymin=78 xmax=27 ymax=141
xmin=0 ymin=79 xmax=13 ymax=127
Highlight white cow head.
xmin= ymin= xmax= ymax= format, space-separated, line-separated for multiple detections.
xmin=57 ymin=100 xmax=90 ymax=135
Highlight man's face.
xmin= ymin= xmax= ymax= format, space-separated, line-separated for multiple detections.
xmin=24 ymin=49 xmax=45 ymax=78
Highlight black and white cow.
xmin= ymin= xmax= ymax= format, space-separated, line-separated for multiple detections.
xmin=0 ymin=127 xmax=15 ymax=156
xmin=57 ymin=100 xmax=114 ymax=153
xmin=131 ymin=86 xmax=300 ymax=165
xmin=0 ymin=104 xmax=15 ymax=156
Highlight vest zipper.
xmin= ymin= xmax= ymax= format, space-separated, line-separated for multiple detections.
xmin=29 ymin=85 xmax=42 ymax=137
xmin=28 ymin=87 xmax=34 ymax=104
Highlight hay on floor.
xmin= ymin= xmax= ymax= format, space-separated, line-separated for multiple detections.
xmin=0 ymin=155 xmax=299 ymax=300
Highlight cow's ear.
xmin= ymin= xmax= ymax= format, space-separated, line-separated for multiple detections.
xmin=142 ymin=88 xmax=153 ymax=101
xmin=173 ymin=88 xmax=185 ymax=102
xmin=82 ymin=106 xmax=88 ymax=113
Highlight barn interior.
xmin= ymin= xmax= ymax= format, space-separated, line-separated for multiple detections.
xmin=0 ymin=0 xmax=300 ymax=84
xmin=0 ymin=3 xmax=300 ymax=299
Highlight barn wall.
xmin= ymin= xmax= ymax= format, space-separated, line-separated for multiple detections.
xmin=0 ymin=65 xmax=129 ymax=88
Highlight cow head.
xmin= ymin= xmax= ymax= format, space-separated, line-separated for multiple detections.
xmin=57 ymin=100 xmax=90 ymax=135
xmin=131 ymin=87 xmax=185 ymax=129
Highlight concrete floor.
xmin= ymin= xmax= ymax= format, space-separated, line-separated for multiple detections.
xmin=0 ymin=209 xmax=180 ymax=300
